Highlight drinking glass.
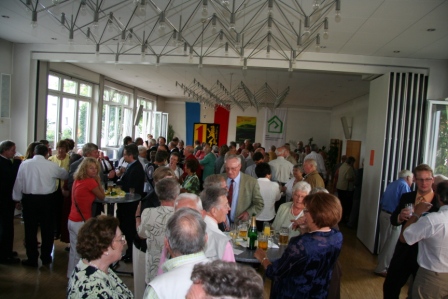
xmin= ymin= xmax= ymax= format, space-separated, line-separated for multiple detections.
xmin=405 ymin=203 xmax=414 ymax=215
xmin=279 ymin=227 xmax=289 ymax=245
xmin=129 ymin=188 xmax=135 ymax=197
xmin=263 ymin=222 xmax=271 ymax=236
xmin=229 ymin=223 xmax=237 ymax=244
xmin=258 ymin=234 xmax=268 ymax=251
xmin=238 ymin=222 xmax=248 ymax=241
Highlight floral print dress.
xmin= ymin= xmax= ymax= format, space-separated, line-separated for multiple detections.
xmin=67 ymin=260 xmax=133 ymax=299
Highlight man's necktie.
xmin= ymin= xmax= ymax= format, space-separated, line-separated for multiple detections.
xmin=227 ymin=179 xmax=234 ymax=216
xmin=416 ymin=195 xmax=425 ymax=204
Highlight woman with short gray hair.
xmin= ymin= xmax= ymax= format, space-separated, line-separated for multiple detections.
xmin=272 ymin=181 xmax=311 ymax=238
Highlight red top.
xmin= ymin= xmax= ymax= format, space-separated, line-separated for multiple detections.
xmin=69 ymin=178 xmax=99 ymax=222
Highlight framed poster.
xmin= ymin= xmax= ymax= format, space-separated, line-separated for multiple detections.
xmin=193 ymin=123 xmax=220 ymax=146
xmin=236 ymin=116 xmax=256 ymax=145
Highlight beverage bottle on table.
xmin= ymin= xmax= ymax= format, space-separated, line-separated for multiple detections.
xmin=248 ymin=214 xmax=258 ymax=250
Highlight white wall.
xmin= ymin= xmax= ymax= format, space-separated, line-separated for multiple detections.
xmin=163 ymin=100 xmax=333 ymax=149
xmin=164 ymin=100 xmax=186 ymax=141
xmin=329 ymin=94 xmax=370 ymax=163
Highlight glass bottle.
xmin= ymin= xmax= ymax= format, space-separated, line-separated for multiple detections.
xmin=248 ymin=214 xmax=258 ymax=250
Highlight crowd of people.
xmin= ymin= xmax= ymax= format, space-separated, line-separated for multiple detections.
xmin=1 ymin=135 xmax=447 ymax=299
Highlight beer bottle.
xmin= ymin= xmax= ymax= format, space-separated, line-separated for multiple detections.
xmin=248 ymin=213 xmax=258 ymax=250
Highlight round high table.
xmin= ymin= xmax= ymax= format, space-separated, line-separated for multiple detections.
xmin=98 ymin=193 xmax=142 ymax=216
xmin=233 ymin=243 xmax=286 ymax=264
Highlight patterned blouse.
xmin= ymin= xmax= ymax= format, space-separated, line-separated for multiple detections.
xmin=137 ymin=206 xmax=175 ymax=283
xmin=266 ymin=229 xmax=343 ymax=299
xmin=67 ymin=260 xmax=133 ymax=299
xmin=181 ymin=174 xmax=200 ymax=194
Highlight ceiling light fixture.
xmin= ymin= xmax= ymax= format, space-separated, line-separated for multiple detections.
xmin=21 ymin=0 xmax=342 ymax=73
xmin=176 ymin=78 xmax=290 ymax=111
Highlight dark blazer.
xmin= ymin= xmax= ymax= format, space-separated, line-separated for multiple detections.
xmin=391 ymin=191 xmax=439 ymax=227
xmin=117 ymin=160 xmax=145 ymax=196
xmin=0 ymin=156 xmax=21 ymax=202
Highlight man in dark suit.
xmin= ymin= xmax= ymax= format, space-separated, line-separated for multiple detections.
xmin=168 ymin=141 xmax=179 ymax=154
xmin=383 ymin=164 xmax=439 ymax=299
xmin=0 ymin=140 xmax=21 ymax=264
xmin=223 ymin=154 xmax=264 ymax=222
xmin=116 ymin=143 xmax=145 ymax=262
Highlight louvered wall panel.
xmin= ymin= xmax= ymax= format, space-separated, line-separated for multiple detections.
xmin=380 ymin=73 xmax=428 ymax=191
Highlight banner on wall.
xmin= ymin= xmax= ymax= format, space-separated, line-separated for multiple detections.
xmin=235 ymin=116 xmax=256 ymax=145
xmin=263 ymin=108 xmax=287 ymax=148
xmin=186 ymin=102 xmax=201 ymax=145
xmin=214 ymin=105 xmax=230 ymax=146
xmin=193 ymin=123 xmax=220 ymax=146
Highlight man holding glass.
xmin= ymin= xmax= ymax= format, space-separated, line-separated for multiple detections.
xmin=383 ymin=164 xmax=440 ymax=299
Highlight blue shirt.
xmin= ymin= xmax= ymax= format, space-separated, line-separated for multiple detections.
xmin=380 ymin=178 xmax=411 ymax=213
xmin=227 ymin=172 xmax=241 ymax=222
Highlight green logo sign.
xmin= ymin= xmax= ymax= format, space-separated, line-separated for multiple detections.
xmin=267 ymin=115 xmax=283 ymax=133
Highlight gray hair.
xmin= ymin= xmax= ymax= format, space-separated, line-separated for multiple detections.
xmin=0 ymin=140 xmax=15 ymax=154
xmin=310 ymin=187 xmax=329 ymax=194
xmin=149 ymin=138 xmax=156 ymax=146
xmin=224 ymin=153 xmax=241 ymax=165
xmin=138 ymin=145 xmax=147 ymax=153
xmin=275 ymin=147 xmax=285 ymax=156
xmin=304 ymin=158 xmax=317 ymax=168
xmin=311 ymin=144 xmax=319 ymax=152
xmin=190 ymin=260 xmax=264 ymax=299
xmin=434 ymin=175 xmax=448 ymax=186
xmin=203 ymin=174 xmax=226 ymax=189
xmin=82 ymin=143 xmax=98 ymax=157
xmin=200 ymin=187 xmax=228 ymax=212
xmin=292 ymin=181 xmax=312 ymax=194
xmin=165 ymin=208 xmax=207 ymax=256
xmin=174 ymin=193 xmax=203 ymax=211
xmin=398 ymin=169 xmax=413 ymax=179
xmin=155 ymin=178 xmax=180 ymax=201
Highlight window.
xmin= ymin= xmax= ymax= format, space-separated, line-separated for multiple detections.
xmin=46 ymin=73 xmax=92 ymax=148
xmin=424 ymin=100 xmax=448 ymax=176
xmin=101 ymin=87 xmax=133 ymax=148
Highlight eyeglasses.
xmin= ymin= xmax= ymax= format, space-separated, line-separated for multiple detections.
xmin=114 ymin=235 xmax=126 ymax=244
xmin=415 ymin=178 xmax=433 ymax=183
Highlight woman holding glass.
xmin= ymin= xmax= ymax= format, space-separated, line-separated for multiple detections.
xmin=272 ymin=181 xmax=311 ymax=239
xmin=283 ymin=165 xmax=304 ymax=202
xmin=67 ymin=157 xmax=105 ymax=278
xmin=67 ymin=215 xmax=133 ymax=299
xmin=255 ymin=193 xmax=343 ymax=299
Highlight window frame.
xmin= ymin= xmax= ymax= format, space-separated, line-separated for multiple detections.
xmin=46 ymin=72 xmax=93 ymax=148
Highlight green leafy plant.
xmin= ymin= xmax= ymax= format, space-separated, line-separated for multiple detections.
xmin=168 ymin=124 xmax=175 ymax=142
